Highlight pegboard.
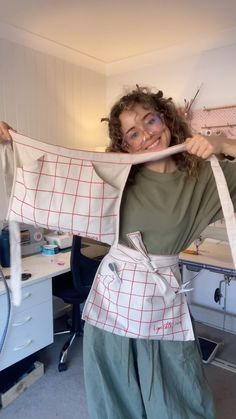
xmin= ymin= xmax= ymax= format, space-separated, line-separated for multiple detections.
xmin=190 ymin=104 xmax=236 ymax=228
xmin=190 ymin=105 xmax=236 ymax=138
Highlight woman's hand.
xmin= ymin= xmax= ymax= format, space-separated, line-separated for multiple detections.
xmin=185 ymin=133 xmax=234 ymax=159
xmin=0 ymin=121 xmax=16 ymax=142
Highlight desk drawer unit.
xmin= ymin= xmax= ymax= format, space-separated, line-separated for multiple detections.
xmin=0 ymin=279 xmax=53 ymax=371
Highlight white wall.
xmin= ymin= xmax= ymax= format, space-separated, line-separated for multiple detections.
xmin=0 ymin=38 xmax=107 ymax=150
xmin=106 ymin=42 xmax=236 ymax=111
xmin=0 ymin=37 xmax=108 ymax=221
xmin=2 ymin=34 xmax=236 ymax=148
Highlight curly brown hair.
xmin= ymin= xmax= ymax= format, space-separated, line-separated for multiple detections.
xmin=103 ymin=86 xmax=200 ymax=177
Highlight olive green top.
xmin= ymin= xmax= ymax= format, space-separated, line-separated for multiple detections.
xmin=119 ymin=160 xmax=236 ymax=255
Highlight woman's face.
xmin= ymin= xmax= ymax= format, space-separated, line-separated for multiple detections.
xmin=119 ymin=104 xmax=171 ymax=153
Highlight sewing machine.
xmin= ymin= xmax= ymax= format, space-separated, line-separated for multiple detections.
xmin=20 ymin=223 xmax=46 ymax=257
xmin=193 ymin=224 xmax=228 ymax=254
xmin=44 ymin=231 xmax=73 ymax=249
xmin=180 ymin=224 xmax=235 ymax=369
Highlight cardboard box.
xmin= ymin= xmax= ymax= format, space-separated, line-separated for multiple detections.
xmin=0 ymin=361 xmax=44 ymax=408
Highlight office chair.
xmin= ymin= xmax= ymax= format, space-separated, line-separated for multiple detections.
xmin=52 ymin=235 xmax=103 ymax=372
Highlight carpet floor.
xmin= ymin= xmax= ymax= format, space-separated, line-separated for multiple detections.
xmin=1 ymin=320 xmax=236 ymax=419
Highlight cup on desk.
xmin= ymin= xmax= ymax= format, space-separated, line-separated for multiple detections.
xmin=41 ymin=244 xmax=59 ymax=256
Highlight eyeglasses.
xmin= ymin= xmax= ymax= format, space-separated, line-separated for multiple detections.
xmin=122 ymin=112 xmax=164 ymax=146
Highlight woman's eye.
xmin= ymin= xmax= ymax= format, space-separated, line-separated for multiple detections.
xmin=145 ymin=114 xmax=162 ymax=127
xmin=129 ymin=131 xmax=139 ymax=141
xmin=147 ymin=117 xmax=156 ymax=126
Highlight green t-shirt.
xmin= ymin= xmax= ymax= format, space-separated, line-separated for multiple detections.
xmin=119 ymin=160 xmax=236 ymax=255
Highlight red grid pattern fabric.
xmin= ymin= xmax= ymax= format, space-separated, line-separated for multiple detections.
xmin=11 ymin=153 xmax=120 ymax=244
xmin=9 ymin=134 xmax=132 ymax=245
xmin=9 ymin=133 xmax=186 ymax=246
xmin=83 ymin=243 xmax=194 ymax=340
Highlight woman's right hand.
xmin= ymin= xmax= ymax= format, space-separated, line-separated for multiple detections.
xmin=0 ymin=121 xmax=16 ymax=142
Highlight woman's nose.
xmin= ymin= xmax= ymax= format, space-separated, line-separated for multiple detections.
xmin=143 ymin=130 xmax=152 ymax=141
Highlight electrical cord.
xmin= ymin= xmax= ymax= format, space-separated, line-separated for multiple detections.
xmin=0 ymin=267 xmax=11 ymax=353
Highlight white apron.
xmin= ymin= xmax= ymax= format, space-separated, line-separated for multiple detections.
xmin=3 ymin=132 xmax=236 ymax=318
xmin=82 ymin=231 xmax=195 ymax=340
xmin=6 ymin=132 xmax=186 ymax=306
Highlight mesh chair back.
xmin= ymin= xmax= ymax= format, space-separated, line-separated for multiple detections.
xmin=70 ymin=236 xmax=102 ymax=297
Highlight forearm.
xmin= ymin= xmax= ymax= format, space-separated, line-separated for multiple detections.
xmin=0 ymin=121 xmax=15 ymax=200
xmin=0 ymin=142 xmax=14 ymax=196
xmin=221 ymin=138 xmax=236 ymax=158
xmin=185 ymin=134 xmax=236 ymax=160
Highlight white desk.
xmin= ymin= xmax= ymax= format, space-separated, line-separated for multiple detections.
xmin=0 ymin=242 xmax=108 ymax=371
xmin=180 ymin=241 xmax=236 ymax=335
xmin=180 ymin=241 xmax=236 ymax=275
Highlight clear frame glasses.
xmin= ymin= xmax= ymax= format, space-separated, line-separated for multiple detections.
xmin=123 ymin=112 xmax=164 ymax=146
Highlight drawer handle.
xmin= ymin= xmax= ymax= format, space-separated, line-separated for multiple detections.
xmin=22 ymin=292 xmax=32 ymax=300
xmin=12 ymin=316 xmax=32 ymax=327
xmin=13 ymin=339 xmax=33 ymax=351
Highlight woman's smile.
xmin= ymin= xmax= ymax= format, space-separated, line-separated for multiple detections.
xmin=142 ymin=136 xmax=161 ymax=151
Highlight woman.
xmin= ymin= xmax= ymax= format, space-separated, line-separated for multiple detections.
xmin=1 ymin=86 xmax=236 ymax=419
xmin=82 ymin=87 xmax=236 ymax=419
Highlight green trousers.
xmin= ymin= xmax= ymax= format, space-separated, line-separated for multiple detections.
xmin=83 ymin=323 xmax=216 ymax=419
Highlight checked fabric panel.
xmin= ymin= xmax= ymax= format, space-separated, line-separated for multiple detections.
xmin=8 ymin=133 xmax=186 ymax=246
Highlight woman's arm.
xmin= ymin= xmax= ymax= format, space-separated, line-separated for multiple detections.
xmin=185 ymin=133 xmax=236 ymax=160
xmin=0 ymin=122 xmax=15 ymax=218
xmin=0 ymin=121 xmax=15 ymax=142
xmin=220 ymin=138 xmax=236 ymax=159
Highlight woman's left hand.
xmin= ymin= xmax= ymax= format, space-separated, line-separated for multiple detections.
xmin=0 ymin=121 xmax=16 ymax=143
xmin=185 ymin=134 xmax=226 ymax=159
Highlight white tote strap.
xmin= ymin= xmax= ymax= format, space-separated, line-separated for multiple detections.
xmin=209 ymin=155 xmax=236 ymax=269
xmin=9 ymin=220 xmax=22 ymax=306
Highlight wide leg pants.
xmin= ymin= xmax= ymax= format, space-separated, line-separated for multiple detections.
xmin=83 ymin=323 xmax=216 ymax=419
